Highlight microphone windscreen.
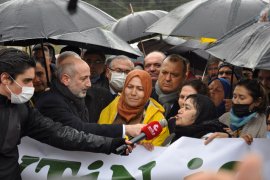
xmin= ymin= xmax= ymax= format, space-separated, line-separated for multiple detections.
xmin=141 ymin=121 xmax=163 ymax=140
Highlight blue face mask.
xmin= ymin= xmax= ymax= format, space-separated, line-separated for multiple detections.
xmin=267 ymin=131 xmax=270 ymax=139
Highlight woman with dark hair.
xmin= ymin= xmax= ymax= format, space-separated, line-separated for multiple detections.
xmin=167 ymin=94 xmax=227 ymax=144
xmin=205 ymin=79 xmax=268 ymax=145
xmin=178 ymin=79 xmax=209 ymax=108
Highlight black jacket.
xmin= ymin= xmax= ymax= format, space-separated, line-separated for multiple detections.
xmin=85 ymin=87 xmax=114 ymax=123
xmin=91 ymin=72 xmax=109 ymax=89
xmin=36 ymin=78 xmax=123 ymax=138
xmin=0 ymin=94 xmax=115 ymax=180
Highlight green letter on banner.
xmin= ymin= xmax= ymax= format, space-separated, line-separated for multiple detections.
xmin=81 ymin=160 xmax=103 ymax=180
xmin=111 ymin=165 xmax=135 ymax=180
xmin=35 ymin=158 xmax=81 ymax=179
xmin=138 ymin=161 xmax=156 ymax=180
xmin=19 ymin=155 xmax=40 ymax=173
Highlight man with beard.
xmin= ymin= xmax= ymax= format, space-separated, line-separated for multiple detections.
xmin=0 ymin=48 xmax=134 ymax=180
xmin=36 ymin=51 xmax=143 ymax=138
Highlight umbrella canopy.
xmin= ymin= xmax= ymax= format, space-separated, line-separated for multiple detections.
xmin=0 ymin=0 xmax=116 ymax=45
xmin=167 ymin=39 xmax=209 ymax=54
xmin=146 ymin=0 xmax=266 ymax=39
xmin=166 ymin=39 xmax=210 ymax=72
xmin=137 ymin=36 xmax=185 ymax=55
xmin=50 ymin=27 xmax=142 ymax=58
xmin=111 ymin=10 xmax=167 ymax=43
xmin=206 ymin=22 xmax=270 ymax=70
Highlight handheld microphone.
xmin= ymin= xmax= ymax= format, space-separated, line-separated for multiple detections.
xmin=115 ymin=119 xmax=168 ymax=154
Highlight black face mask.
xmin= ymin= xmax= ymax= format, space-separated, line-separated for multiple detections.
xmin=232 ymin=103 xmax=254 ymax=117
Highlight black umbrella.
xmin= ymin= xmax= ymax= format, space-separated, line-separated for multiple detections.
xmin=0 ymin=0 xmax=116 ymax=45
xmin=206 ymin=22 xmax=270 ymax=70
xmin=111 ymin=10 xmax=167 ymax=43
xmin=50 ymin=27 xmax=142 ymax=58
xmin=166 ymin=39 xmax=210 ymax=72
xmin=146 ymin=0 xmax=266 ymax=39
xmin=0 ymin=0 xmax=117 ymax=87
xmin=137 ymin=36 xmax=185 ymax=55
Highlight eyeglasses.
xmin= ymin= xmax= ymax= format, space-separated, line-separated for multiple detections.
xmin=108 ymin=67 xmax=131 ymax=74
xmin=218 ymin=71 xmax=232 ymax=75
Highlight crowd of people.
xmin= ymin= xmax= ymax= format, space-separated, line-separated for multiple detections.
xmin=1 ymin=43 xmax=270 ymax=179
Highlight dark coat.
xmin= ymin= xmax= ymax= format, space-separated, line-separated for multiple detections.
xmin=85 ymin=86 xmax=114 ymax=123
xmin=0 ymin=94 xmax=114 ymax=180
xmin=36 ymin=78 xmax=123 ymax=138
xmin=91 ymin=72 xmax=110 ymax=89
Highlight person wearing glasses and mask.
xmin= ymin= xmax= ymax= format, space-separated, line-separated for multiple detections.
xmin=105 ymin=55 xmax=134 ymax=97
xmin=83 ymin=50 xmax=108 ymax=89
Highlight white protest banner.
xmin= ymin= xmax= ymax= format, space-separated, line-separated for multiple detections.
xmin=18 ymin=137 xmax=270 ymax=180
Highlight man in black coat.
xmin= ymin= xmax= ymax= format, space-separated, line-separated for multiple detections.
xmin=36 ymin=51 xmax=143 ymax=138
xmin=0 ymin=48 xmax=133 ymax=180
xmin=151 ymin=54 xmax=187 ymax=120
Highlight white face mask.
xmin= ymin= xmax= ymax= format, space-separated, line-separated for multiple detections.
xmin=109 ymin=72 xmax=127 ymax=92
xmin=6 ymin=77 xmax=35 ymax=104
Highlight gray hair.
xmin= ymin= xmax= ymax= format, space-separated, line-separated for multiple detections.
xmin=108 ymin=55 xmax=134 ymax=69
xmin=207 ymin=56 xmax=221 ymax=66
xmin=56 ymin=51 xmax=80 ymax=79
xmin=56 ymin=62 xmax=76 ymax=80
xmin=56 ymin=51 xmax=80 ymax=67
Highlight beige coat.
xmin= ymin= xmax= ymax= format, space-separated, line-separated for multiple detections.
xmin=219 ymin=112 xmax=267 ymax=138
